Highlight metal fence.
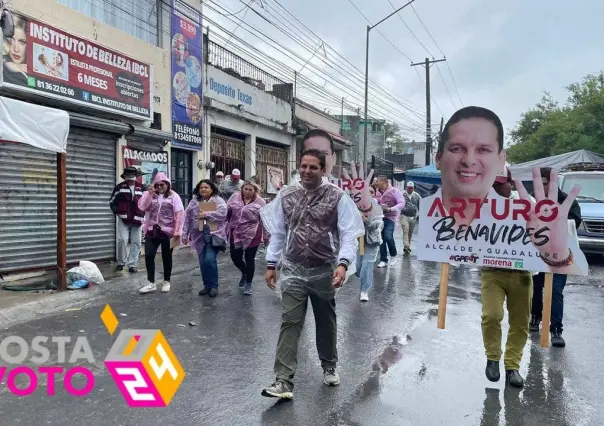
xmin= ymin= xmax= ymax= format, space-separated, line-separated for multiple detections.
xmin=207 ymin=40 xmax=293 ymax=103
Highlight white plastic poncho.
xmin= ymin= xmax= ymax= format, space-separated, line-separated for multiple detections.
xmin=261 ymin=183 xmax=365 ymax=299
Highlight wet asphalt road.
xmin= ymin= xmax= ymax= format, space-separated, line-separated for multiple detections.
xmin=1 ymin=235 xmax=604 ymax=425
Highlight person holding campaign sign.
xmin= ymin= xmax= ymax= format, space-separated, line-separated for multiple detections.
xmin=417 ymin=105 xmax=587 ymax=386
xmin=417 ymin=106 xmax=587 ymax=276
xmin=482 ymin=167 xmax=536 ymax=388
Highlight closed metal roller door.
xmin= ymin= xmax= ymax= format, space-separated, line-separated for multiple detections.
xmin=0 ymin=142 xmax=58 ymax=272
xmin=66 ymin=128 xmax=117 ymax=263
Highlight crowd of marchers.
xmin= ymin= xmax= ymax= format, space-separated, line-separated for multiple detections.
xmin=108 ymin=110 xmax=577 ymax=399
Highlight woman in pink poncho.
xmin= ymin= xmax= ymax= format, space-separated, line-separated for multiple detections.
xmin=227 ymin=180 xmax=266 ymax=295
xmin=182 ymin=179 xmax=228 ymax=298
xmin=137 ymin=172 xmax=184 ymax=294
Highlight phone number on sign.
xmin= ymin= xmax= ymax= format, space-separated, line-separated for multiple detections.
xmin=36 ymin=80 xmax=75 ymax=97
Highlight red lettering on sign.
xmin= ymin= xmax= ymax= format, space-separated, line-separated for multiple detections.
xmin=448 ymin=198 xmax=466 ymax=218
xmin=511 ymin=199 xmax=531 ymax=221
xmin=427 ymin=197 xmax=446 ymax=217
xmin=535 ymin=200 xmax=558 ymax=222
xmin=339 ymin=178 xmax=365 ymax=191
xmin=427 ymin=197 xmax=559 ymax=222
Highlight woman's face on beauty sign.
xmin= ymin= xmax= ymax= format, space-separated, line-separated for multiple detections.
xmin=9 ymin=27 xmax=26 ymax=64
xmin=436 ymin=118 xmax=506 ymax=200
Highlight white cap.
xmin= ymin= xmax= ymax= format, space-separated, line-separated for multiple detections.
xmin=216 ymin=171 xmax=224 ymax=177
xmin=406 ymin=181 xmax=415 ymax=187
xmin=232 ymin=169 xmax=241 ymax=176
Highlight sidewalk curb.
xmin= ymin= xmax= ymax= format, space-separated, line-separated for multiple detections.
xmin=0 ymin=255 xmax=235 ymax=330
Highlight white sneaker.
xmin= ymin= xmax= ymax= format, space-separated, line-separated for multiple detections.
xmin=377 ymin=261 xmax=387 ymax=268
xmin=161 ymin=281 xmax=171 ymax=293
xmin=139 ymin=282 xmax=156 ymax=294
xmin=389 ymin=257 xmax=398 ymax=266
xmin=360 ymin=292 xmax=369 ymax=301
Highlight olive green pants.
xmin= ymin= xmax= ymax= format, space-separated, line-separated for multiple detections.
xmin=274 ymin=263 xmax=337 ymax=389
xmin=481 ymin=268 xmax=533 ymax=371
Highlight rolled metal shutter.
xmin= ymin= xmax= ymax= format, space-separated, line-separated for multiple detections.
xmin=66 ymin=128 xmax=117 ymax=264
xmin=0 ymin=142 xmax=58 ymax=272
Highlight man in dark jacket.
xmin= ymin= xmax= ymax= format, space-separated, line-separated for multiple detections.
xmin=530 ymin=167 xmax=582 ymax=348
xmin=109 ymin=166 xmax=146 ymax=272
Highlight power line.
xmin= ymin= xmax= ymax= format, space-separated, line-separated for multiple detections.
xmin=410 ymin=3 xmax=445 ymax=57
xmin=205 ymin=1 xmax=426 ymax=132
xmin=266 ymin=0 xmax=426 ymax=116
xmin=386 ymin=0 xmax=433 ymax=58
xmin=205 ymin=14 xmax=424 ymax=134
xmin=435 ymin=63 xmax=457 ymax=109
xmin=241 ymin=0 xmax=425 ymax=119
xmin=410 ymin=3 xmax=463 ymax=106
xmin=446 ymin=61 xmax=464 ymax=107
xmin=413 ymin=66 xmax=445 ymax=117
xmin=344 ymin=0 xmax=447 ymax=118
xmin=346 ymin=0 xmax=412 ymax=62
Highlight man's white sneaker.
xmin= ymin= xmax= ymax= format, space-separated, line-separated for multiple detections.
xmin=377 ymin=261 xmax=387 ymax=268
xmin=323 ymin=368 xmax=340 ymax=386
xmin=389 ymin=257 xmax=398 ymax=266
xmin=360 ymin=292 xmax=369 ymax=302
xmin=161 ymin=281 xmax=171 ymax=293
xmin=139 ymin=282 xmax=156 ymax=294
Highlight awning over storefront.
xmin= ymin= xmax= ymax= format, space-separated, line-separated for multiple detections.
xmin=0 ymin=96 xmax=69 ymax=152
xmin=68 ymin=112 xmax=173 ymax=141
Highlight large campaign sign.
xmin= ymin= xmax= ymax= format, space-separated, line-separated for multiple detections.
xmin=416 ymin=107 xmax=588 ymax=276
xmin=170 ymin=0 xmax=203 ymax=149
xmin=1 ymin=12 xmax=152 ymax=120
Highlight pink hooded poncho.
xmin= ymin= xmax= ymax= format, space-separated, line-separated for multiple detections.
xmin=137 ymin=172 xmax=184 ymax=238
xmin=227 ymin=192 xmax=266 ymax=250
xmin=182 ymin=195 xmax=228 ymax=254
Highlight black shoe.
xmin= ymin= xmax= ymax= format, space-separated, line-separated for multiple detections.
xmin=128 ymin=267 xmax=138 ymax=273
xmin=505 ymin=370 xmax=524 ymax=388
xmin=209 ymin=288 xmax=218 ymax=298
xmin=485 ymin=360 xmax=500 ymax=382
xmin=199 ymin=287 xmax=210 ymax=296
xmin=238 ymin=277 xmax=245 ymax=288
xmin=551 ymin=330 xmax=566 ymax=348
xmin=116 ymin=265 xmax=124 ymax=272
xmin=529 ymin=316 xmax=540 ymax=332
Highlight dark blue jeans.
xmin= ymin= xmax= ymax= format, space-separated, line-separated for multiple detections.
xmin=199 ymin=243 xmax=219 ymax=289
xmin=379 ymin=218 xmax=397 ymax=262
xmin=531 ymin=273 xmax=567 ymax=333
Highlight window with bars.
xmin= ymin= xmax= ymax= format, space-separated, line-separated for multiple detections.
xmin=57 ymin=0 xmax=160 ymax=46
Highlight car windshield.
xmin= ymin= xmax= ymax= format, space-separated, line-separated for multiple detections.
xmin=561 ymin=174 xmax=604 ymax=202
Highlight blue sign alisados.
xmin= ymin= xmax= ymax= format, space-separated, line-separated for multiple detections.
xmin=171 ymin=0 xmax=203 ymax=149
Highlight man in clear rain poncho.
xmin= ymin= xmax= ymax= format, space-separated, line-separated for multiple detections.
xmin=260 ymin=136 xmax=372 ymax=400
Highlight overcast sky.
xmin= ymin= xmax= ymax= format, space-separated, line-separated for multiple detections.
xmin=205 ymin=0 xmax=604 ymax=142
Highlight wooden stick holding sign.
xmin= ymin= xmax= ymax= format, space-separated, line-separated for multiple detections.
xmin=437 ymin=263 xmax=450 ymax=329
xmin=540 ymin=273 xmax=554 ymax=348
xmin=199 ymin=201 xmax=218 ymax=232
xmin=359 ymin=236 xmax=365 ymax=256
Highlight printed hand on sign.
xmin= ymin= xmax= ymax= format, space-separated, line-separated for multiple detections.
xmin=342 ymin=162 xmax=374 ymax=211
xmin=515 ymin=167 xmax=581 ymax=273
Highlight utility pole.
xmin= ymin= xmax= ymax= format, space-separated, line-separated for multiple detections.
xmin=340 ymin=97 xmax=344 ymax=135
xmin=411 ymin=57 xmax=446 ymax=166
